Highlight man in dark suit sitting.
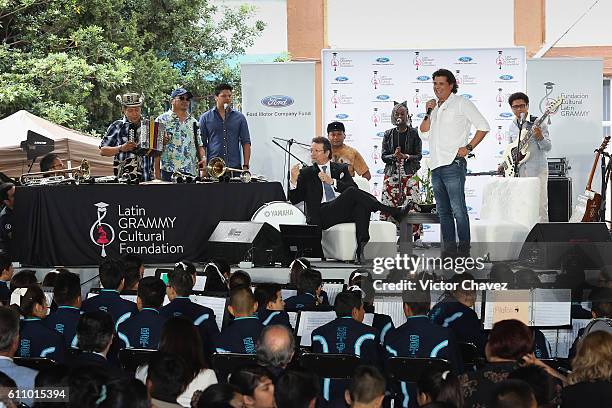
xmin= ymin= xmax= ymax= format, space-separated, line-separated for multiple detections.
xmin=289 ymin=136 xmax=411 ymax=263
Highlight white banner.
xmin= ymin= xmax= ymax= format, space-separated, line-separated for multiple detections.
xmin=526 ymin=58 xmax=603 ymax=213
xmin=241 ymin=62 xmax=316 ymax=188
xmin=322 ymin=48 xmax=525 ymax=241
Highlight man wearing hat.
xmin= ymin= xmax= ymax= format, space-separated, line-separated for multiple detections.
xmin=327 ymin=121 xmax=371 ymax=180
xmin=156 ymin=88 xmax=205 ymax=181
xmin=100 ymin=92 xmax=154 ymax=181
xmin=0 ymin=182 xmax=15 ymax=257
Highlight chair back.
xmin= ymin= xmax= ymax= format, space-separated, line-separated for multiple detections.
xmin=211 ymin=353 xmax=258 ymax=383
xmin=118 ymin=348 xmax=156 ymax=373
xmin=387 ymin=357 xmax=451 ymax=383
xmin=13 ymin=357 xmax=58 ymax=371
xmin=299 ymin=352 xmax=360 ymax=379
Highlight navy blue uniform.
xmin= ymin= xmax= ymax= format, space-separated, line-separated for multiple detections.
xmin=18 ymin=318 xmax=66 ymax=363
xmin=429 ymin=297 xmax=486 ymax=353
xmin=81 ymin=289 xmax=137 ymax=328
xmin=216 ymin=316 xmax=263 ymax=354
xmin=160 ymin=297 xmax=220 ymax=355
xmin=533 ymin=328 xmax=551 ymax=359
xmin=117 ymin=308 xmax=167 ymax=349
xmin=384 ymin=315 xmax=462 ymax=408
xmin=43 ymin=306 xmax=80 ymax=349
xmin=373 ymin=313 xmax=394 ymax=345
xmin=285 ymin=292 xmax=318 ymax=311
xmin=0 ymin=280 xmax=9 ymax=305
xmin=257 ymin=308 xmax=291 ymax=328
xmin=311 ymin=316 xmax=381 ymax=403
xmin=69 ymin=351 xmax=125 ymax=378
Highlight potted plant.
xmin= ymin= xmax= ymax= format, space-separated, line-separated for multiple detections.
xmin=411 ymin=168 xmax=436 ymax=213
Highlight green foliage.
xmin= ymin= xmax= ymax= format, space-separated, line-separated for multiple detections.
xmin=0 ymin=0 xmax=264 ymax=134
xmin=412 ymin=168 xmax=434 ymax=204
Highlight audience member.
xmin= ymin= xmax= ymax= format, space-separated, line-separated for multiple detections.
xmin=289 ymin=258 xmax=310 ymax=286
xmin=122 ymin=254 xmax=144 ymax=291
xmin=81 ymin=258 xmax=137 ymax=326
xmin=72 ymin=311 xmax=123 ymax=377
xmin=230 ymin=270 xmax=252 ymax=290
xmin=217 ymin=286 xmax=263 ymax=354
xmin=0 ymin=254 xmax=12 ymax=304
xmin=136 ymin=317 xmax=217 ymax=407
xmin=256 ymin=324 xmax=295 ymax=379
xmin=117 ymin=276 xmax=167 ymax=349
xmin=490 ymin=379 xmax=537 ymax=408
xmin=0 ymin=307 xmax=37 ymax=407
xmin=345 ymin=366 xmax=386 ymax=408
xmin=230 ymin=365 xmax=275 ymax=408
xmin=417 ymin=368 xmax=463 ymax=408
xmin=194 ymin=383 xmax=243 ymax=408
xmin=146 ymin=351 xmax=188 ymax=408
xmin=348 ymin=269 xmax=394 ymax=343
xmin=14 ymin=285 xmax=65 ymax=363
xmin=69 ymin=368 xmax=149 ymax=408
xmin=285 ymin=268 xmax=325 ymax=311
xmin=509 ymin=365 xmax=556 ymax=408
xmin=254 ymin=283 xmax=291 ymax=327
xmin=41 ymin=270 xmax=59 ymax=288
xmin=562 ymin=331 xmax=612 ymax=408
xmin=311 ymin=291 xmax=380 ymax=404
xmin=43 ymin=271 xmax=81 ymax=348
xmin=204 ymin=259 xmax=231 ymax=293
xmin=274 ymin=370 xmax=319 ymax=408
xmin=9 ymin=270 xmax=38 ymax=292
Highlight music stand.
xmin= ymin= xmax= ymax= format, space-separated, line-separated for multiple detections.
xmin=279 ymin=224 xmax=324 ymax=262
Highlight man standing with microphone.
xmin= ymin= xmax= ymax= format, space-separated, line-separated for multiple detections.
xmin=419 ymin=69 xmax=489 ymax=258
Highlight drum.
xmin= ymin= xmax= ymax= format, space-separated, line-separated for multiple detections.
xmin=583 ymin=318 xmax=612 ymax=336
xmin=251 ymin=201 xmax=306 ymax=230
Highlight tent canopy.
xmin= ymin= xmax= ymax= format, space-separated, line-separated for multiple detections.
xmin=0 ymin=110 xmax=113 ymax=177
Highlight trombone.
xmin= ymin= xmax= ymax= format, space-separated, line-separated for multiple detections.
xmin=207 ymin=157 xmax=251 ymax=183
xmin=20 ymin=159 xmax=91 ymax=185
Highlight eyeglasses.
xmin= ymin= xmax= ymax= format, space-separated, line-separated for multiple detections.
xmin=511 ymin=103 xmax=527 ymax=110
xmin=310 ymin=149 xmax=325 ymax=153
xmin=177 ymin=96 xmax=191 ymax=101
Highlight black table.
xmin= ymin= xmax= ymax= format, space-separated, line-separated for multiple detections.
xmin=399 ymin=213 xmax=440 ymax=254
xmin=13 ymin=182 xmax=285 ymax=266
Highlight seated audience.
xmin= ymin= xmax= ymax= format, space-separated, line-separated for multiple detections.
xmin=216 ymin=286 xmax=263 ymax=354
xmin=311 ymin=291 xmax=380 ymax=404
xmin=81 ymin=258 xmax=137 ymax=327
xmin=417 ymin=367 xmax=463 ymax=408
xmin=194 ymin=383 xmax=243 ymax=408
xmin=254 ymin=283 xmax=291 ymax=327
xmin=72 ymin=311 xmax=123 ymax=377
xmin=43 ymin=270 xmax=81 ymax=348
xmin=122 ymin=254 xmax=145 ymax=291
xmin=568 ymin=287 xmax=612 ymax=358
xmin=345 ymin=365 xmax=386 ymax=408
xmin=14 ymin=285 xmax=65 ymax=363
xmin=429 ymin=273 xmax=486 ymax=352
xmin=69 ymin=368 xmax=148 ymax=408
xmin=230 ymin=365 xmax=276 ymax=408
xmin=562 ymin=331 xmax=612 ymax=408
xmin=0 ymin=254 xmax=13 ymax=305
xmin=289 ymin=257 xmax=310 ymax=286
xmin=136 ymin=317 xmax=217 ymax=407
xmin=160 ymin=266 xmax=219 ymax=356
xmin=0 ymin=307 xmax=37 ymax=407
xmin=274 ymin=370 xmax=319 ymax=408
xmin=490 ymin=379 xmax=537 ymax=408
xmin=117 ymin=276 xmax=167 ymax=349
xmin=204 ymin=259 xmax=231 ymax=293
xmin=9 ymin=270 xmax=38 ymax=292
xmin=230 ymin=270 xmax=252 ymax=290
xmin=285 ymin=268 xmax=326 ymax=311
xmin=509 ymin=365 xmax=557 ymax=408
xmin=348 ymin=269 xmax=394 ymax=344
xmin=256 ymin=324 xmax=295 ymax=379
xmin=146 ymin=351 xmax=188 ymax=408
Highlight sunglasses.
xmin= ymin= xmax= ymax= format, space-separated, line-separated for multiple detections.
xmin=177 ymin=96 xmax=191 ymax=101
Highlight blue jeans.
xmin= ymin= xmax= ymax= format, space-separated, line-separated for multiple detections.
xmin=432 ymin=158 xmax=470 ymax=254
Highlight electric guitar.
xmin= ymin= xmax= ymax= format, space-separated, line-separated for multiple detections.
xmin=570 ymin=136 xmax=611 ymax=222
xmin=500 ymin=97 xmax=563 ymax=177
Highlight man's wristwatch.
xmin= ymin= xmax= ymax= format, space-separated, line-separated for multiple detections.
xmin=465 ymin=144 xmax=474 ymax=152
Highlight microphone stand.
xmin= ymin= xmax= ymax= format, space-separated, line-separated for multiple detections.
xmin=272 ymin=137 xmax=309 ymax=196
xmin=514 ymin=116 xmax=525 ymax=178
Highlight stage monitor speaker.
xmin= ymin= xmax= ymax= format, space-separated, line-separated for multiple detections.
xmin=548 ymin=177 xmax=571 ymax=222
xmin=207 ymin=221 xmax=285 ymax=266
xmin=519 ymin=222 xmax=611 ymax=268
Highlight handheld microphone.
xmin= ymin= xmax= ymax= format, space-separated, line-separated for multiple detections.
xmin=223 ymin=103 xmax=229 ymax=111
xmin=426 ymin=107 xmax=433 ymax=116
xmin=395 ymin=117 xmax=401 ymax=125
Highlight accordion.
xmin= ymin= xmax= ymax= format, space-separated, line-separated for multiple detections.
xmin=128 ymin=118 xmax=165 ymax=157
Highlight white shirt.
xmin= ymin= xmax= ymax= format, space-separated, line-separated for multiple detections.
xmin=136 ymin=365 xmax=218 ymax=407
xmin=418 ymin=92 xmax=490 ymax=170
xmin=506 ymin=115 xmax=551 ymax=176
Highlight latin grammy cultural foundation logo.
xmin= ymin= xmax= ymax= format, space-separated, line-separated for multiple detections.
xmin=496 ymin=50 xmax=504 ymax=70
xmin=90 ymin=202 xmax=115 ymax=257
xmin=371 ymin=108 xmax=381 ymax=127
xmin=331 ymin=52 xmax=338 ymax=71
xmin=540 ymin=82 xmax=558 ymax=124
xmin=413 ymin=52 xmax=422 ymax=70
xmin=372 ymin=71 xmax=380 ymax=90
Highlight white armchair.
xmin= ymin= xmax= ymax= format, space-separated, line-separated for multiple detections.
xmin=321 ymin=176 xmax=397 ymax=261
xmin=470 ymin=177 xmax=540 ymax=261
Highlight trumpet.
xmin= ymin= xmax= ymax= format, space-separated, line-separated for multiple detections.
xmin=20 ymin=159 xmax=91 ymax=185
xmin=207 ymin=157 xmax=251 ymax=183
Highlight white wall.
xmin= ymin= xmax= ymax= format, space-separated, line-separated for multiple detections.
xmin=326 ymin=0 xmax=515 ymax=49
xmin=546 ymin=0 xmax=612 ymax=47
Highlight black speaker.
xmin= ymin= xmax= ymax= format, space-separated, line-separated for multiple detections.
xmin=519 ymin=222 xmax=611 ymax=268
xmin=207 ymin=221 xmax=284 ymax=266
xmin=548 ymin=177 xmax=572 ymax=222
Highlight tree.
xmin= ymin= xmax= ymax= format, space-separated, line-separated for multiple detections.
xmin=0 ymin=0 xmax=264 ymax=134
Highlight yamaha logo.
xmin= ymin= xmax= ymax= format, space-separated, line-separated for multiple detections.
xmin=260 ymin=95 xmax=294 ymax=108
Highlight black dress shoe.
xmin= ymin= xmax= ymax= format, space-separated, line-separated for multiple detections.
xmin=354 ymin=242 xmax=366 ymax=264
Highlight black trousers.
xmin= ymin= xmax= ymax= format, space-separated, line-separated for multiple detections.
xmin=319 ymin=186 xmax=397 ymax=245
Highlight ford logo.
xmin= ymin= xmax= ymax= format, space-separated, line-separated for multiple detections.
xmin=260 ymin=95 xmax=294 ymax=108
xmin=499 ymin=112 xmax=513 ymax=118
xmin=376 ymin=57 xmax=390 ymax=63
xmin=336 ymin=113 xmax=349 ymax=119
xmin=376 ymin=132 xmax=385 ymax=137
xmin=466 ymin=206 xmax=473 ymax=212
xmin=458 ymin=56 xmax=473 ymax=62
xmin=423 ymin=225 xmax=431 ymax=230
xmin=422 ymin=149 xmax=430 ymax=155
xmin=416 ymin=113 xmax=426 ymax=119
xmin=376 ymin=95 xmax=390 ymax=100
xmin=335 ymin=76 xmax=349 ymax=82
xmin=376 ymin=169 xmax=385 ymax=174
xmin=417 ymin=76 xmax=431 ymax=81
xmin=499 ymin=150 xmax=504 ymax=155
xmin=499 ymin=75 xmax=513 ymax=80
xmin=461 ymin=94 xmax=472 ymax=99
